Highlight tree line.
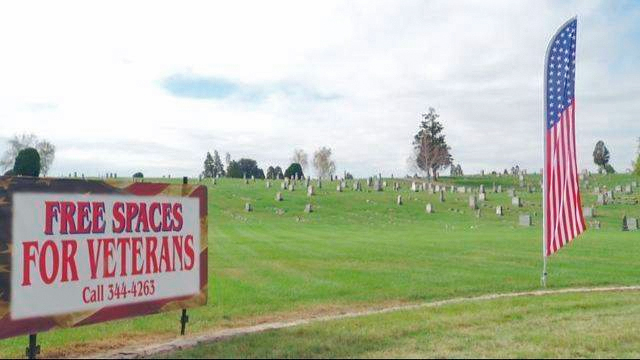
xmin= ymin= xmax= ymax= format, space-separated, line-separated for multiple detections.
xmin=202 ymin=147 xmax=337 ymax=180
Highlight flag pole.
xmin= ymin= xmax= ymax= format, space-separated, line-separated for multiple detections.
xmin=542 ymin=20 xmax=552 ymax=289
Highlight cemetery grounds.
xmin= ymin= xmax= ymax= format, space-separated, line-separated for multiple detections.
xmin=0 ymin=173 xmax=639 ymax=358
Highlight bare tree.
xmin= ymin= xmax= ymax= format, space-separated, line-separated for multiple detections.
xmin=1 ymin=134 xmax=56 ymax=176
xmin=291 ymin=149 xmax=308 ymax=171
xmin=312 ymin=147 xmax=336 ymax=179
xmin=37 ymin=140 xmax=56 ymax=176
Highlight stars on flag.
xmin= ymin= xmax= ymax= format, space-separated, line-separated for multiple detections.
xmin=546 ymin=19 xmax=576 ymax=128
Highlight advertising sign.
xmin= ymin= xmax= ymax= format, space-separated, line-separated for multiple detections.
xmin=0 ymin=177 xmax=208 ymax=339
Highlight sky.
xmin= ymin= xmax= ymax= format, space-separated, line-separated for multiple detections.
xmin=0 ymin=0 xmax=639 ymax=178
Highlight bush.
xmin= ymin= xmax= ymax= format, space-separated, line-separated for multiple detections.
xmin=284 ymin=163 xmax=304 ymax=179
xmin=226 ymin=158 xmax=264 ymax=179
xmin=13 ymin=147 xmax=40 ymax=177
xmin=133 ymin=172 xmax=144 ymax=178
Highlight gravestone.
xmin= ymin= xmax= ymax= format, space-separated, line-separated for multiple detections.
xmin=627 ymin=218 xmax=638 ymax=231
xmin=607 ymin=191 xmax=615 ymax=201
xmin=213 ymin=178 xmax=217 ymax=185
xmin=354 ymin=181 xmax=362 ymax=191
xmin=281 ymin=182 xmax=286 ymax=190
xmin=492 ymin=183 xmax=497 ymax=193
xmin=593 ymin=186 xmax=600 ymax=195
xmin=266 ymin=181 xmax=271 ymax=189
xmin=317 ymin=179 xmax=322 ymax=189
xmin=496 ymin=205 xmax=503 ymax=216
xmin=245 ymin=203 xmax=253 ymax=212
xmin=458 ymin=186 xmax=467 ymax=193
xmin=468 ymin=196 xmax=477 ymax=209
xmin=425 ymin=203 xmax=434 ymax=214
xmin=519 ymin=214 xmax=532 ymax=227
xmin=307 ymin=185 xmax=315 ymax=196
xmin=597 ymin=194 xmax=607 ymax=205
xmin=583 ymin=207 xmax=594 ymax=218
xmin=439 ymin=191 xmax=445 ymax=203
xmin=367 ymin=178 xmax=372 ymax=187
xmin=289 ymin=183 xmax=295 ymax=191
xmin=625 ymin=185 xmax=633 ymax=194
xmin=475 ymin=209 xmax=482 ymax=218
xmin=478 ymin=193 xmax=486 ymax=201
xmin=304 ymin=204 xmax=313 ymax=213
xmin=497 ymin=185 xmax=502 ymax=193
xmin=374 ymin=180 xmax=383 ymax=191
xmin=590 ymin=220 xmax=601 ymax=230
xmin=397 ymin=195 xmax=403 ymax=205
xmin=383 ymin=181 xmax=387 ymax=188
xmin=434 ymin=185 xmax=440 ymax=192
xmin=479 ymin=184 xmax=485 ymax=194
xmin=507 ymin=189 xmax=515 ymax=197
xmin=336 ymin=184 xmax=342 ymax=192
xmin=411 ymin=182 xmax=418 ymax=192
xmin=512 ymin=197 xmax=522 ymax=207
xmin=394 ymin=182 xmax=400 ymax=191
xmin=275 ymin=192 xmax=283 ymax=201
xmin=251 ymin=175 xmax=255 ymax=182
xmin=615 ymin=185 xmax=622 ymax=192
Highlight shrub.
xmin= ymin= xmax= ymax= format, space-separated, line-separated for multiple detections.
xmin=133 ymin=172 xmax=144 ymax=178
xmin=13 ymin=147 xmax=40 ymax=177
xmin=284 ymin=163 xmax=304 ymax=179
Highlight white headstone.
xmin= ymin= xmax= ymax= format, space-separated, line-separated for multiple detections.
xmin=519 ymin=214 xmax=532 ymax=226
xmin=512 ymin=197 xmax=522 ymax=207
xmin=469 ymin=196 xmax=477 ymax=209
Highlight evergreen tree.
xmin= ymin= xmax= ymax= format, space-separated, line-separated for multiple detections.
xmin=203 ymin=152 xmax=215 ymax=178
xmin=592 ymin=140 xmax=611 ymax=174
xmin=413 ymin=108 xmax=452 ymax=180
xmin=212 ymin=150 xmax=225 ymax=177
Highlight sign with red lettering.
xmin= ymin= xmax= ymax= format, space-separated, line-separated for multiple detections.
xmin=0 ymin=177 xmax=208 ymax=340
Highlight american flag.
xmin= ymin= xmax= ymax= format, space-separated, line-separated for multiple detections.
xmin=544 ymin=17 xmax=586 ymax=256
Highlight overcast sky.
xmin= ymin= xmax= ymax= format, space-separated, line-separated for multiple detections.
xmin=0 ymin=0 xmax=638 ymax=178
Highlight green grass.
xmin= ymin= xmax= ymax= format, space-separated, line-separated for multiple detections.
xmin=0 ymin=173 xmax=638 ymax=357
xmin=162 ymin=290 xmax=640 ymax=359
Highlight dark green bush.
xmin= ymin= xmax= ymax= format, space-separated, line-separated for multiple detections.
xmin=284 ymin=163 xmax=304 ymax=179
xmin=13 ymin=147 xmax=41 ymax=177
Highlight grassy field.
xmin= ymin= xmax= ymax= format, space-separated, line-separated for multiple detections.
xmin=0 ymin=173 xmax=638 ymax=358
xmin=163 ymin=291 xmax=640 ymax=359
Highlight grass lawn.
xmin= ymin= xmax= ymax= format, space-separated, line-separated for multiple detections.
xmin=0 ymin=173 xmax=638 ymax=358
xmin=162 ymin=290 xmax=640 ymax=359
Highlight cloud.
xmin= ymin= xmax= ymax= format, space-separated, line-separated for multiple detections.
xmin=0 ymin=0 xmax=638 ymax=177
